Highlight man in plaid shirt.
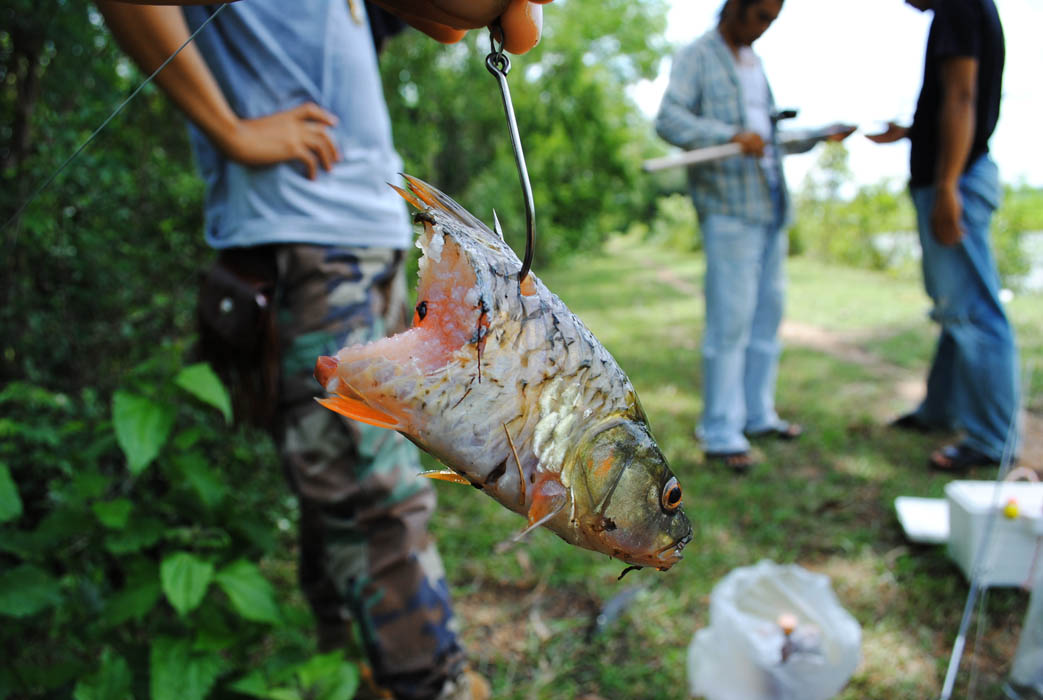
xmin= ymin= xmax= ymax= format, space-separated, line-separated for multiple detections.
xmin=655 ymin=0 xmax=850 ymax=472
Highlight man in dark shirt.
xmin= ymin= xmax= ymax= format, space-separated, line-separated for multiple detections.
xmin=868 ymin=0 xmax=1020 ymax=471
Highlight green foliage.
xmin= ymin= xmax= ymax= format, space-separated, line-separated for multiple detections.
xmin=230 ymin=651 xmax=360 ymax=700
xmin=647 ymin=193 xmax=701 ymax=252
xmin=791 ymin=143 xmax=914 ymax=269
xmin=992 ymin=183 xmax=1042 ymax=290
xmin=792 ymin=143 xmax=1043 ymax=290
xmin=379 ymin=0 xmax=671 ymax=265
xmin=0 ymin=354 xmax=345 ymax=698
xmin=1 ymin=0 xmax=210 ymax=394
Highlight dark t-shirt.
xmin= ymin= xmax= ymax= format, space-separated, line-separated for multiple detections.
xmin=908 ymin=0 xmax=1004 ymax=187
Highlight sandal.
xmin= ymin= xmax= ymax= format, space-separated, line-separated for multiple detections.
xmin=928 ymin=443 xmax=999 ymax=473
xmin=706 ymin=451 xmax=756 ymax=474
xmin=746 ymin=422 xmax=803 ymax=441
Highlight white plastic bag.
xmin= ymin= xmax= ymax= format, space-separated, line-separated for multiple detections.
xmin=688 ymin=560 xmax=862 ymax=700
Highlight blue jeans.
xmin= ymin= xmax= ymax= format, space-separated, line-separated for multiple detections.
xmin=697 ymin=214 xmax=788 ymax=453
xmin=909 ymin=155 xmax=1020 ymax=460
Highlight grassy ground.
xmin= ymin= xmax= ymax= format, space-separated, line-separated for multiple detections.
xmin=424 ymin=237 xmax=1042 ymax=700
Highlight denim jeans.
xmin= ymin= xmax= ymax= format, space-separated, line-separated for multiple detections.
xmin=697 ymin=214 xmax=788 ymax=454
xmin=909 ymin=155 xmax=1020 ymax=460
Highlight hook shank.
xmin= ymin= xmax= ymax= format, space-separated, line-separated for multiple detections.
xmin=485 ymin=48 xmax=535 ymax=282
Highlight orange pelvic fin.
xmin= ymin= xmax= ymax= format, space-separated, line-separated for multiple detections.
xmin=315 ymin=396 xmax=398 ymax=430
xmin=515 ymin=476 xmax=567 ymax=540
xmin=419 ymin=469 xmax=471 ymax=485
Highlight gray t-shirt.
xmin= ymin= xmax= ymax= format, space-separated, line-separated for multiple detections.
xmin=183 ymin=1 xmax=411 ymax=250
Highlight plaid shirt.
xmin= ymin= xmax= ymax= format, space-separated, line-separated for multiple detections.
xmin=655 ymin=30 xmax=812 ymax=226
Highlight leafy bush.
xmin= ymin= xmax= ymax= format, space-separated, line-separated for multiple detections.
xmin=791 ymin=143 xmax=1041 ymax=289
xmin=378 ymin=0 xmax=670 ymax=266
xmin=0 ymin=354 xmax=356 ymax=700
xmin=646 ymin=193 xmax=701 ymax=252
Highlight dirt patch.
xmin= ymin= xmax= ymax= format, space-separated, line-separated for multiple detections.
xmin=455 ymin=579 xmax=599 ymax=663
xmin=780 ymin=319 xmax=1043 ymax=471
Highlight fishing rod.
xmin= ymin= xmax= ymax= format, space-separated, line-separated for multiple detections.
xmin=939 ymin=363 xmax=1034 ymax=700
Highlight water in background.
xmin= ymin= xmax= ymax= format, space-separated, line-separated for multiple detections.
xmin=872 ymin=231 xmax=1043 ymax=294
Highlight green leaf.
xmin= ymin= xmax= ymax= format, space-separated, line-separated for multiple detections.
xmin=73 ymin=647 xmax=132 ymax=700
xmin=0 ymin=529 xmax=36 ymax=559
xmin=112 ymin=391 xmax=175 ymax=475
xmin=175 ymin=363 xmax=233 ymax=424
xmin=67 ymin=470 xmax=111 ymax=504
xmin=0 ymin=462 xmax=22 ymax=523
xmin=214 ymin=559 xmax=281 ymax=624
xmin=160 ymin=552 xmax=214 ymax=616
xmin=226 ymin=671 xmax=272 ymax=699
xmin=92 ymin=498 xmax=133 ymax=529
xmin=174 ymin=453 xmax=228 ymax=509
xmin=295 ymin=652 xmax=359 ymax=700
xmin=150 ymin=637 xmax=223 ymax=700
xmin=99 ymin=569 xmax=161 ymax=629
xmin=103 ymin=515 xmax=164 ymax=554
xmin=0 ymin=564 xmax=63 ymax=617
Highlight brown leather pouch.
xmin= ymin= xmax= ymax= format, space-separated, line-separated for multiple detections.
xmin=197 ymin=246 xmax=279 ymax=428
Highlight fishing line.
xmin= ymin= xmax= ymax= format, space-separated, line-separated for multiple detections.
xmin=1 ymin=3 xmax=228 ymax=234
xmin=939 ymin=361 xmax=1033 ymax=700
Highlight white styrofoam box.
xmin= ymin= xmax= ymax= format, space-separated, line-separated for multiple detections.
xmin=894 ymin=496 xmax=950 ymax=544
xmin=944 ymin=480 xmax=1043 ymax=588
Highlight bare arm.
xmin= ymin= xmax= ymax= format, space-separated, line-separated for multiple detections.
xmin=931 ymin=56 xmax=977 ymax=245
xmin=96 ymin=2 xmax=339 ymax=179
xmin=106 ymin=0 xmax=551 ymax=54
xmin=865 ymin=121 xmax=909 ymax=144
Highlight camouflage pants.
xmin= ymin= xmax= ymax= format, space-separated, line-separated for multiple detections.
xmin=272 ymin=244 xmax=465 ymax=699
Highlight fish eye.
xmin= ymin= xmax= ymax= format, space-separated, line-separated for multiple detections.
xmin=661 ymin=477 xmax=682 ymax=513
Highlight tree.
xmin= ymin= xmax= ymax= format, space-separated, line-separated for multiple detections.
xmin=378 ymin=0 xmax=671 ymax=263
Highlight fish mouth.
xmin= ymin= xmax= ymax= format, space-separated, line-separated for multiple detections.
xmin=606 ymin=529 xmax=691 ymax=571
xmin=651 ymin=531 xmax=692 ymax=570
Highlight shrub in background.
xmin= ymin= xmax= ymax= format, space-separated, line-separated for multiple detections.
xmin=0 ymin=350 xmax=357 ymax=700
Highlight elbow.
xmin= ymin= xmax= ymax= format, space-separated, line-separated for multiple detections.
xmin=654 ymin=111 xmax=675 ymax=144
xmin=654 ymin=115 xmax=668 ymax=142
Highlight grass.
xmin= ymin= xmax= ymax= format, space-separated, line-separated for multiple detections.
xmin=421 ymin=237 xmax=1042 ymax=699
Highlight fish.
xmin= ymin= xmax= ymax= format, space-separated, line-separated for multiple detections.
xmin=313 ymin=175 xmax=692 ymax=571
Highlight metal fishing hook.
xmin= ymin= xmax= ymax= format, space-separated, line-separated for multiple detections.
xmin=486 ymin=25 xmax=535 ymax=282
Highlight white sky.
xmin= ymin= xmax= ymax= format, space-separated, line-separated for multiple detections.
xmin=629 ymin=0 xmax=1043 ymax=190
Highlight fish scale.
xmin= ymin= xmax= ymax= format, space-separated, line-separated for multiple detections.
xmin=315 ymin=176 xmax=692 ymax=571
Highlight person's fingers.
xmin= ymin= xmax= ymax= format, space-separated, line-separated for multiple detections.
xmin=369 ymin=0 xmax=503 ymax=29
xmin=396 ymin=13 xmax=468 ymax=43
xmin=499 ymin=0 xmax=542 ymax=54
xmin=296 ymin=147 xmax=318 ymax=180
xmin=296 ymin=102 xmax=338 ymax=127
xmin=432 ymin=0 xmax=509 ymax=25
xmin=306 ymin=133 xmax=333 ymax=173
xmin=308 ymin=125 xmax=339 ymax=171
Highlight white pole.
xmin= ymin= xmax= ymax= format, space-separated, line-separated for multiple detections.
xmin=641 ymin=143 xmax=744 ymax=172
